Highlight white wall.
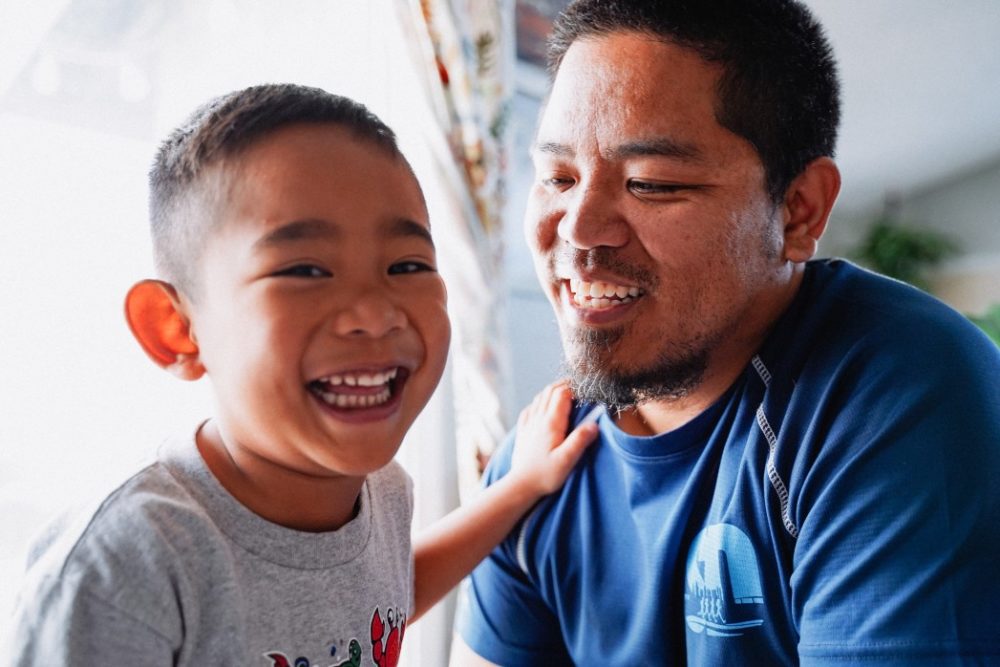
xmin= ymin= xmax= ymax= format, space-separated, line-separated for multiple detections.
xmin=902 ymin=158 xmax=1000 ymax=314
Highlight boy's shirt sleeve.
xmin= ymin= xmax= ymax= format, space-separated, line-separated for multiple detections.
xmin=454 ymin=432 xmax=575 ymax=666
xmin=6 ymin=509 xmax=178 ymax=664
xmin=9 ymin=580 xmax=176 ymax=665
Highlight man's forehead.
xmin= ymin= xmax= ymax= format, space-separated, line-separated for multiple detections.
xmin=534 ymin=35 xmax=726 ymax=164
xmin=544 ymin=32 xmax=722 ymax=111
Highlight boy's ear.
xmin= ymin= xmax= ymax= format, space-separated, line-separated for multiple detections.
xmin=124 ymin=280 xmax=205 ymax=381
xmin=780 ymin=157 xmax=841 ymax=263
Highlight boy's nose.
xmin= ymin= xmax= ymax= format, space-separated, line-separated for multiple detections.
xmin=332 ymin=289 xmax=407 ymax=338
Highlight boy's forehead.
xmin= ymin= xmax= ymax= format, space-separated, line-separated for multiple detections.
xmin=206 ymin=125 xmax=429 ymax=237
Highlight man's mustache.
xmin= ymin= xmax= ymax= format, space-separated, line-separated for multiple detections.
xmin=550 ymin=246 xmax=659 ymax=290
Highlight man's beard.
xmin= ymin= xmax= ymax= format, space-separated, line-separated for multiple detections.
xmin=562 ymin=323 xmax=709 ymax=412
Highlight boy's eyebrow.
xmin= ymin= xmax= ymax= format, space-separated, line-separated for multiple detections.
xmin=252 ymin=217 xmax=434 ymax=249
xmin=254 ymin=218 xmax=339 ymax=248
xmin=384 ymin=217 xmax=435 ymax=248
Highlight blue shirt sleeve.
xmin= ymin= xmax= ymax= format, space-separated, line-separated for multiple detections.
xmin=787 ymin=314 xmax=1000 ymax=664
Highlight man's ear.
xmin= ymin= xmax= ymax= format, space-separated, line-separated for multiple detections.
xmin=124 ymin=280 xmax=205 ymax=381
xmin=781 ymin=157 xmax=841 ymax=263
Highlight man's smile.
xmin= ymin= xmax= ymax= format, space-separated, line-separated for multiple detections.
xmin=567 ymin=277 xmax=643 ymax=309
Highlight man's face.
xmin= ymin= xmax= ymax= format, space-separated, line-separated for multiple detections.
xmin=189 ymin=123 xmax=450 ymax=479
xmin=527 ymin=32 xmax=793 ymax=411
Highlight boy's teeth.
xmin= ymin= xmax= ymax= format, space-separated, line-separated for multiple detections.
xmin=568 ymin=279 xmax=642 ymax=309
xmin=317 ymin=386 xmax=393 ymax=409
xmin=312 ymin=368 xmax=400 ymax=410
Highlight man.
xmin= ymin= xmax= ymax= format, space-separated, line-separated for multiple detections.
xmin=452 ymin=0 xmax=1000 ymax=664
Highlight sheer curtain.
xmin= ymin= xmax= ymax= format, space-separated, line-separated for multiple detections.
xmin=393 ymin=2 xmax=516 ymax=662
xmin=0 ymin=1 xmax=514 ymax=663
xmin=394 ymin=0 xmax=516 ymax=502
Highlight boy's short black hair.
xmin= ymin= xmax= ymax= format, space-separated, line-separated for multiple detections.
xmin=149 ymin=83 xmax=402 ymax=295
xmin=548 ymin=0 xmax=841 ymax=203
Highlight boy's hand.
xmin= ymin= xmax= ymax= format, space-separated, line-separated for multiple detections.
xmin=510 ymin=380 xmax=599 ymax=497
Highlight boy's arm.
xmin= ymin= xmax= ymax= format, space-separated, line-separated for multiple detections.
xmin=411 ymin=381 xmax=597 ymax=622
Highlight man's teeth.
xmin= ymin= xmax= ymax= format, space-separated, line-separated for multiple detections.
xmin=568 ymin=279 xmax=641 ymax=309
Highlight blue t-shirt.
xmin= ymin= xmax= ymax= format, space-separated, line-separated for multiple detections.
xmin=457 ymin=260 xmax=1000 ymax=666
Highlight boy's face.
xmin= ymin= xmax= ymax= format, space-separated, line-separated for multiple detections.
xmin=187 ymin=123 xmax=449 ymax=479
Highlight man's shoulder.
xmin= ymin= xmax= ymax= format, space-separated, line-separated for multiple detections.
xmin=780 ymin=259 xmax=999 ymax=378
xmin=807 ymin=260 xmax=979 ymax=331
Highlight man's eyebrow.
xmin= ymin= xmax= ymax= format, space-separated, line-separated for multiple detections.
xmin=254 ymin=218 xmax=340 ymax=249
xmin=532 ymin=141 xmax=575 ymax=157
xmin=384 ymin=217 xmax=435 ymax=248
xmin=606 ymin=138 xmax=705 ymax=163
xmin=531 ymin=138 xmax=706 ymax=163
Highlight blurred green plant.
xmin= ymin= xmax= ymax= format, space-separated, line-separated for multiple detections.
xmin=850 ymin=204 xmax=998 ymax=347
xmin=850 ymin=214 xmax=960 ymax=290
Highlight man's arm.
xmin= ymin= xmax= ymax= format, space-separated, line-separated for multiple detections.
xmin=790 ymin=316 xmax=1000 ymax=663
xmin=411 ymin=381 xmax=597 ymax=622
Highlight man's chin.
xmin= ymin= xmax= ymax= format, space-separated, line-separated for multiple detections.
xmin=562 ymin=346 xmax=708 ymax=412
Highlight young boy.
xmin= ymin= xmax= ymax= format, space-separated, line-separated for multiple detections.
xmin=7 ymin=83 xmax=596 ymax=665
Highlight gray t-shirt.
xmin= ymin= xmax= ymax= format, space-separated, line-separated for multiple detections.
xmin=8 ymin=428 xmax=414 ymax=666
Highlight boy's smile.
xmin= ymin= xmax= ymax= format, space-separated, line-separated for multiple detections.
xmin=309 ymin=367 xmax=401 ymax=413
xmin=182 ymin=123 xmax=450 ymax=529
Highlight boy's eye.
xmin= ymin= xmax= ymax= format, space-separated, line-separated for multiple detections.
xmin=388 ymin=260 xmax=434 ymax=275
xmin=274 ymin=264 xmax=330 ymax=278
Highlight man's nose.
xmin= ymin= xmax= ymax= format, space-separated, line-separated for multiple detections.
xmin=331 ymin=287 xmax=407 ymax=338
xmin=556 ymin=181 xmax=630 ymax=250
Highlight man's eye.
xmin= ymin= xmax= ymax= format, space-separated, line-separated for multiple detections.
xmin=541 ymin=176 xmax=574 ymax=189
xmin=628 ymin=180 xmax=687 ymax=195
xmin=274 ymin=264 xmax=330 ymax=278
xmin=388 ymin=260 xmax=434 ymax=275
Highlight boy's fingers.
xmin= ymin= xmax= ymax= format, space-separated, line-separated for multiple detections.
xmin=542 ymin=379 xmax=570 ymax=412
xmin=545 ymin=383 xmax=573 ymax=418
xmin=557 ymin=422 xmax=599 ymax=466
